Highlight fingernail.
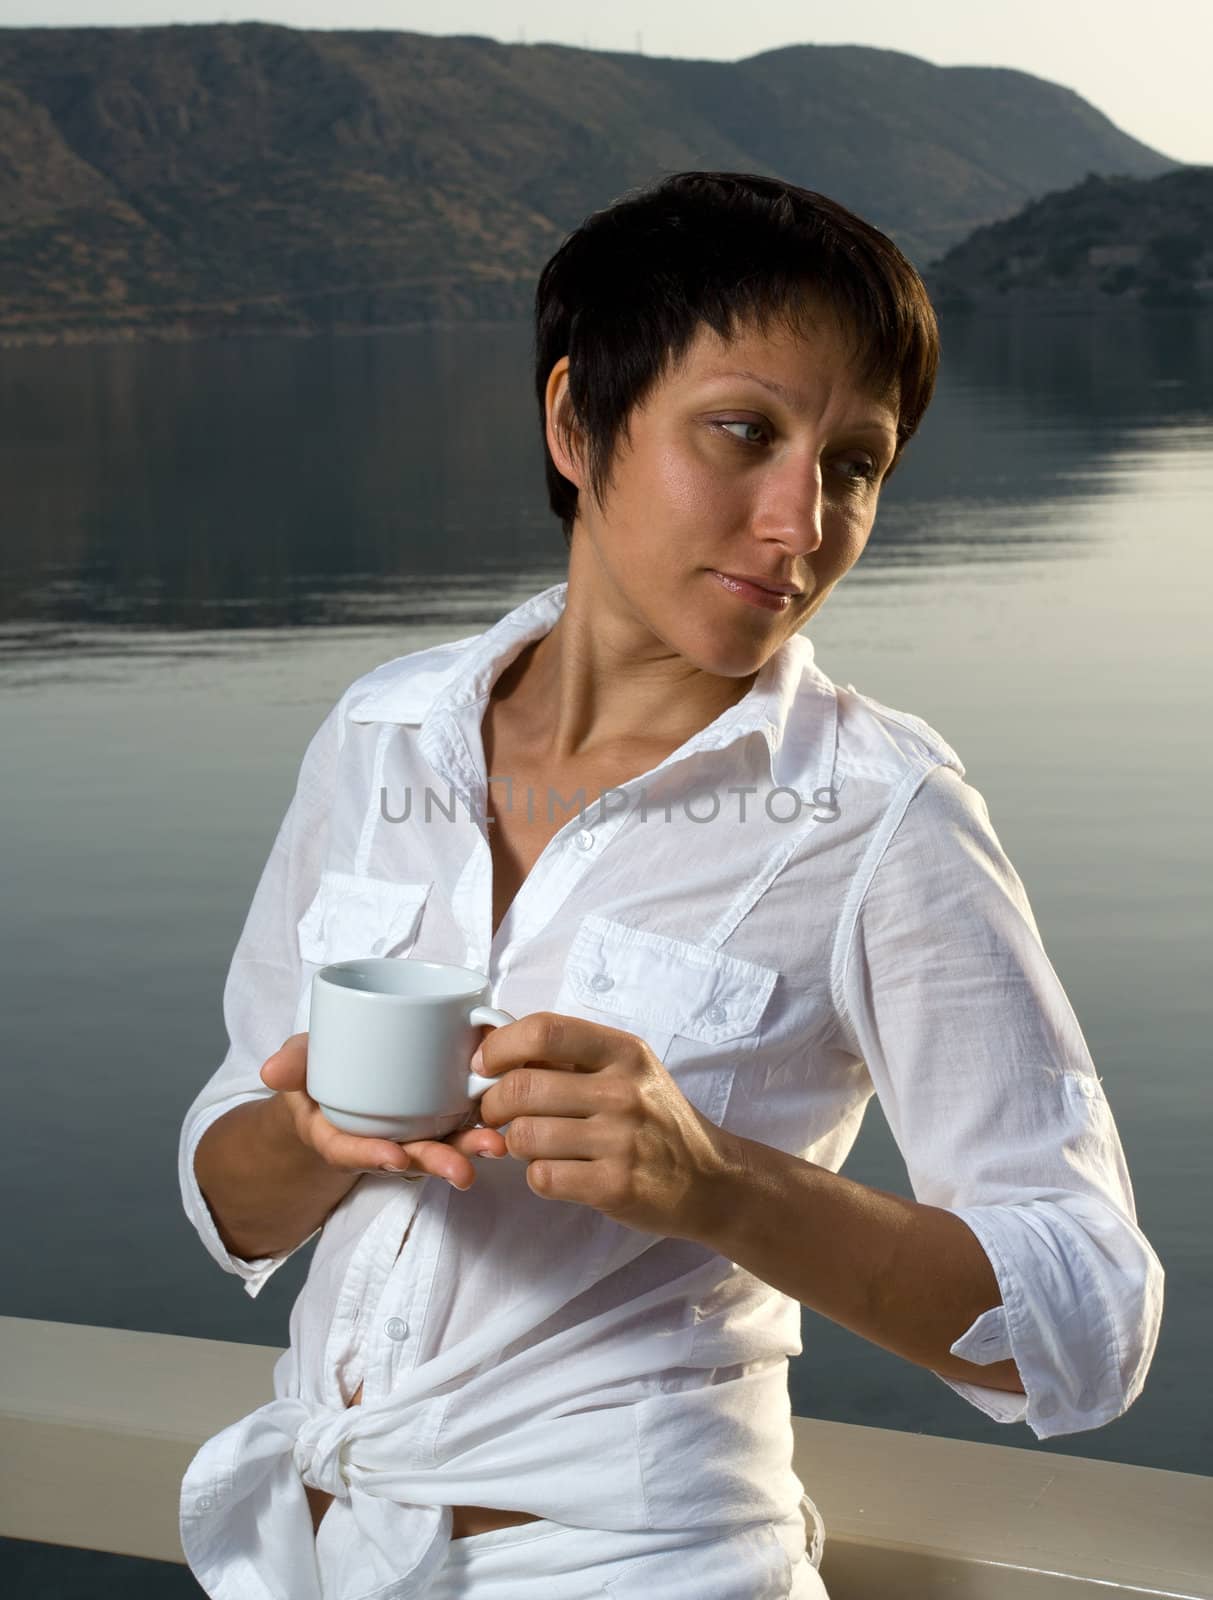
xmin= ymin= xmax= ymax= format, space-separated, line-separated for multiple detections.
xmin=470 ymin=1046 xmax=484 ymax=1073
xmin=379 ymin=1164 xmax=408 ymax=1174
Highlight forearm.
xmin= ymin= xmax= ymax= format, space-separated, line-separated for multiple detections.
xmin=702 ymin=1131 xmax=1025 ymax=1393
xmin=195 ymin=1093 xmax=359 ymax=1262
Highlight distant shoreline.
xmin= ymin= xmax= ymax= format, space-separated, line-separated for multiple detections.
xmin=0 ymin=315 xmax=498 ymax=350
xmin=3 ymin=293 xmax=1210 ymax=351
xmin=926 ymin=285 xmax=1213 ymax=317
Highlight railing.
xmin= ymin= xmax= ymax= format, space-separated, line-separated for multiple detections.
xmin=1 ymin=1314 xmax=1210 ymax=1597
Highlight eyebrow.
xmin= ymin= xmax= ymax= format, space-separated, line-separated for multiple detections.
xmin=705 ymin=368 xmax=898 ymax=442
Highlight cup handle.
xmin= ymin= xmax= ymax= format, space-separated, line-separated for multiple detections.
xmin=466 ymin=1005 xmax=514 ymax=1097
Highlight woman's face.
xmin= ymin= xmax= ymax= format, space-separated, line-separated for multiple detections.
xmin=548 ymin=310 xmax=901 ymax=679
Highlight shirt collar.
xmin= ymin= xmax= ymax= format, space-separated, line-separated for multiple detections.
xmin=351 ymin=580 xmax=834 ymax=789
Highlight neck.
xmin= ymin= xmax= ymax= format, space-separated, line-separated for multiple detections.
xmin=494 ymin=571 xmax=758 ymax=766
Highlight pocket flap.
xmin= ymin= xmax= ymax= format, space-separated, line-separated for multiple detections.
xmin=297 ymin=871 xmax=430 ymax=965
xmin=562 ymin=915 xmax=777 ymax=1045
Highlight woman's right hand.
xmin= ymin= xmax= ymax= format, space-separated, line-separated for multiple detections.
xmin=259 ymin=1033 xmax=509 ymax=1190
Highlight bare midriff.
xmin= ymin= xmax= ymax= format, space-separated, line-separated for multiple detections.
xmin=304 ymin=1376 xmax=540 ymax=1540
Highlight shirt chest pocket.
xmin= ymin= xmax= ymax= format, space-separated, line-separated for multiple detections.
xmin=293 ymin=871 xmax=431 ymax=1030
xmin=553 ymin=914 xmax=777 ymax=1127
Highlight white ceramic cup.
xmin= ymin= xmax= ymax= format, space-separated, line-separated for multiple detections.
xmin=306 ymin=958 xmax=514 ymax=1140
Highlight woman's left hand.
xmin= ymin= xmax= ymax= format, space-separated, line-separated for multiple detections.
xmin=471 ymin=1012 xmax=738 ymax=1244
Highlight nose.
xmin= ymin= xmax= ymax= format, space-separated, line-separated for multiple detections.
xmin=754 ymin=458 xmax=824 ymax=557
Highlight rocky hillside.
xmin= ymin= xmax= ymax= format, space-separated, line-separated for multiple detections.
xmin=924 ymin=168 xmax=1213 ymax=310
xmin=0 ymin=23 xmax=1180 ymax=344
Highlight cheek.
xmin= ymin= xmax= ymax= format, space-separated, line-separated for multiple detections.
xmin=824 ymin=503 xmax=875 ymax=571
xmin=648 ymin=438 xmax=732 ymax=525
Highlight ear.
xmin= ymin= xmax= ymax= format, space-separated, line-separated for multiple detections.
xmin=544 ymin=357 xmax=587 ymax=490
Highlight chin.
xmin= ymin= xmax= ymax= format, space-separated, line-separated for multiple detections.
xmin=622 ymin=581 xmax=785 ymax=678
xmin=670 ymin=624 xmax=776 ymax=680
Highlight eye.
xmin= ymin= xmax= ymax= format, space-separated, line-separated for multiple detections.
xmin=710 ymin=421 xmax=881 ymax=488
xmin=836 ymin=456 xmax=881 ymax=485
xmin=712 ymin=419 xmax=770 ymax=447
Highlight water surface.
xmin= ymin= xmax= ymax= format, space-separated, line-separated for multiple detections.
xmin=2 ymin=310 xmax=1210 ymax=1588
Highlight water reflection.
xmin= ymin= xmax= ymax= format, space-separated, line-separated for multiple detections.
xmin=0 ymin=310 xmax=1209 ymax=647
xmin=938 ymin=306 xmax=1213 ymax=425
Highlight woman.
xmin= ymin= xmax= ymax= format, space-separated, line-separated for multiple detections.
xmin=178 ymin=171 xmax=1162 ymax=1600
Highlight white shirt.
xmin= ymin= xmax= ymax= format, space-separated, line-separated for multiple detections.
xmin=177 ymin=581 xmax=1163 ymax=1600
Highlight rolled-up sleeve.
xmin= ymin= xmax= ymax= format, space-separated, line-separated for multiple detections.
xmin=837 ymin=760 xmax=1164 ymax=1439
xmin=176 ymin=693 xmax=346 ymax=1298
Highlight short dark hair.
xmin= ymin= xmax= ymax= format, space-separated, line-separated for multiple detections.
xmin=532 ymin=170 xmax=940 ymax=545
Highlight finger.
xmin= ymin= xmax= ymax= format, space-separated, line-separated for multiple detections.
xmin=302 ymin=1102 xmax=506 ymax=1174
xmin=260 ymin=1034 xmax=308 ymax=1090
xmin=391 ymin=1136 xmax=489 ymax=1189
xmin=473 ymin=1012 xmax=636 ymax=1079
xmin=525 ymin=1158 xmax=607 ymax=1207
xmin=383 ymin=1129 xmax=509 ymax=1188
xmin=500 ymin=1115 xmax=602 ymax=1164
xmin=266 ymin=1082 xmax=416 ymax=1175
xmin=478 ymin=1065 xmax=611 ymax=1132
xmin=445 ymin=1125 xmax=510 ymax=1160
xmin=265 ymin=1041 xmax=509 ymax=1184
xmin=302 ymin=1106 xmax=429 ymax=1176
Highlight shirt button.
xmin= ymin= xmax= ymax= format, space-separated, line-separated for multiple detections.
xmin=575 ymin=829 xmax=595 ymax=851
xmin=589 ymin=973 xmax=613 ymax=993
xmin=1036 ymin=1394 xmax=1059 ymax=1420
xmin=384 ymin=1317 xmax=409 ymax=1341
xmin=371 ymin=938 xmax=387 ymax=955
xmin=196 ymin=1495 xmax=214 ymax=1513
xmin=704 ymin=1004 xmax=727 ymax=1026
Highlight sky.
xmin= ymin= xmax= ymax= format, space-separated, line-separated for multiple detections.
xmin=2 ymin=1 xmax=1210 ymax=165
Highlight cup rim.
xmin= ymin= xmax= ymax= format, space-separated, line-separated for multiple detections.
xmin=316 ymin=958 xmax=487 ymax=1002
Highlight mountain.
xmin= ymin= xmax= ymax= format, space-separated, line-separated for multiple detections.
xmin=923 ymin=168 xmax=1213 ymax=310
xmin=0 ymin=24 xmax=1181 ymax=345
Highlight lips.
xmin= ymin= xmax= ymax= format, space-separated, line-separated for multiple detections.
xmin=716 ymin=572 xmax=802 ymax=596
xmin=709 ymin=570 xmax=799 ymax=611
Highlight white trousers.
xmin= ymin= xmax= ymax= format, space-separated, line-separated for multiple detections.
xmin=413 ymin=1509 xmax=831 ymax=1599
